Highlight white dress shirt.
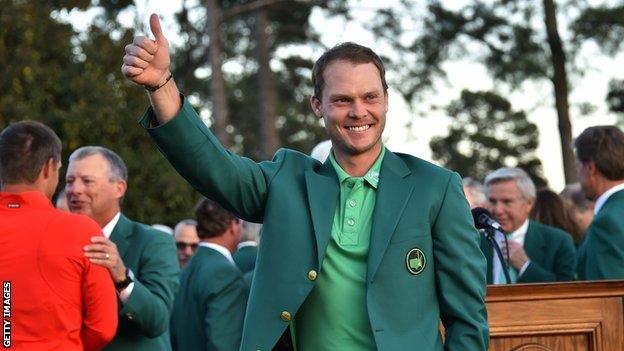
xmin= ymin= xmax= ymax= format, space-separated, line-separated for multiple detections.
xmin=199 ymin=242 xmax=235 ymax=265
xmin=102 ymin=212 xmax=133 ymax=301
xmin=594 ymin=183 xmax=624 ymax=215
xmin=493 ymin=219 xmax=531 ymax=284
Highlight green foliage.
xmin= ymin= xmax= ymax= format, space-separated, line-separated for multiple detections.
xmin=571 ymin=4 xmax=624 ymax=55
xmin=0 ymin=1 xmax=200 ymax=226
xmin=430 ymin=90 xmax=546 ymax=186
xmin=171 ymin=0 xmax=344 ymax=159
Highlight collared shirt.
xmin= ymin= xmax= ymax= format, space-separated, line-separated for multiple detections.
xmin=295 ymin=147 xmax=385 ymax=351
xmin=102 ymin=212 xmax=121 ymax=239
xmin=594 ymin=183 xmax=624 ymax=214
xmin=199 ymin=242 xmax=235 ymax=265
xmin=102 ymin=212 xmax=133 ymax=301
xmin=236 ymin=240 xmax=258 ymax=250
xmin=493 ymin=219 xmax=531 ymax=284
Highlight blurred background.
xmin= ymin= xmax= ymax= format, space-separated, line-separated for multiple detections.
xmin=2 ymin=0 xmax=623 ymax=225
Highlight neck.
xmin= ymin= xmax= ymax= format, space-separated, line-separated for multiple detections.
xmin=2 ymin=183 xmax=50 ymax=199
xmin=596 ymin=178 xmax=624 ymax=198
xmin=96 ymin=209 xmax=121 ymax=229
xmin=203 ymin=236 xmax=236 ymax=253
xmin=333 ymin=145 xmax=382 ymax=177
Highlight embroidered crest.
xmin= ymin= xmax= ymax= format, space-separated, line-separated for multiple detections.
xmin=406 ymin=248 xmax=426 ymax=275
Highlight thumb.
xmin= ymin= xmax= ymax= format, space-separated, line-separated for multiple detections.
xmin=149 ymin=13 xmax=166 ymax=44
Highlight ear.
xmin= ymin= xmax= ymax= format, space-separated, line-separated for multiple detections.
xmin=384 ymin=90 xmax=389 ymax=113
xmin=114 ymin=180 xmax=128 ymax=200
xmin=41 ymin=158 xmax=57 ymax=179
xmin=310 ymin=96 xmax=322 ymax=118
xmin=586 ymin=161 xmax=598 ymax=176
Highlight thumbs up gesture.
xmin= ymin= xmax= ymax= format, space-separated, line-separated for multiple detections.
xmin=122 ymin=14 xmax=170 ymax=89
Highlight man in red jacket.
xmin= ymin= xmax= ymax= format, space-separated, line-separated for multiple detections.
xmin=0 ymin=120 xmax=118 ymax=350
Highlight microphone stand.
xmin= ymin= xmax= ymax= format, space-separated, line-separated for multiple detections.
xmin=483 ymin=227 xmax=512 ymax=284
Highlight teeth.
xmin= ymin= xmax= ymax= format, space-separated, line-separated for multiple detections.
xmin=347 ymin=125 xmax=370 ymax=132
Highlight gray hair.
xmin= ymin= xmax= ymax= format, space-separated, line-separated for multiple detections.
xmin=174 ymin=219 xmax=198 ymax=234
xmin=69 ymin=146 xmax=128 ymax=182
xmin=484 ymin=167 xmax=536 ymax=200
xmin=462 ymin=177 xmax=487 ymax=205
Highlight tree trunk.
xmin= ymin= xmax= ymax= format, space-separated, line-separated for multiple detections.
xmin=253 ymin=8 xmax=279 ymax=159
xmin=205 ymin=0 xmax=230 ymax=147
xmin=543 ymin=0 xmax=577 ymax=184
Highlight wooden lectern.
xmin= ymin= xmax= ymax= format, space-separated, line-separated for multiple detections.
xmin=486 ymin=280 xmax=624 ymax=351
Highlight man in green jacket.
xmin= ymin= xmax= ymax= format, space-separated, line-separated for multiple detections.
xmin=121 ymin=14 xmax=489 ymax=350
xmin=575 ymin=125 xmax=624 ymax=280
xmin=66 ymin=146 xmax=179 ymax=350
xmin=482 ymin=167 xmax=576 ymax=284
xmin=171 ymin=198 xmax=248 ymax=351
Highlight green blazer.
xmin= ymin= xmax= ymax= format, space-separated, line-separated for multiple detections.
xmin=142 ymin=98 xmax=489 ymax=350
xmin=233 ymin=244 xmax=258 ymax=274
xmin=104 ymin=214 xmax=180 ymax=351
xmin=577 ymin=189 xmax=624 ymax=280
xmin=480 ymin=220 xmax=576 ymax=284
xmin=171 ymin=246 xmax=248 ymax=351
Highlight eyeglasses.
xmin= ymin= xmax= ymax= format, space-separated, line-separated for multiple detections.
xmin=176 ymin=242 xmax=199 ymax=251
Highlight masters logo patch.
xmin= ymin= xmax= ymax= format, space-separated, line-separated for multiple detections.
xmin=406 ymin=248 xmax=426 ymax=275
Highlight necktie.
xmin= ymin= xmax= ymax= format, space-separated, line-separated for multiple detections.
xmin=498 ymin=234 xmax=518 ymax=284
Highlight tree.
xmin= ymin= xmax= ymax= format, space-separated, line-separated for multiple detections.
xmin=0 ymin=1 xmax=201 ymax=225
xmin=171 ymin=0 xmax=347 ymax=160
xmin=430 ymin=90 xmax=546 ymax=186
xmin=371 ymin=0 xmax=588 ymax=184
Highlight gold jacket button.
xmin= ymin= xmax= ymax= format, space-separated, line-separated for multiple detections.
xmin=126 ymin=313 xmax=133 ymax=320
xmin=308 ymin=270 xmax=317 ymax=281
xmin=280 ymin=311 xmax=291 ymax=322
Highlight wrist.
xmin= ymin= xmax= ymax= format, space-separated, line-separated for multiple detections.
xmin=115 ymin=268 xmax=134 ymax=291
xmin=145 ymin=71 xmax=173 ymax=92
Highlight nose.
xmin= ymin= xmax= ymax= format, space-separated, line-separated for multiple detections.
xmin=348 ymin=100 xmax=367 ymax=119
xmin=184 ymin=245 xmax=194 ymax=257
xmin=66 ymin=182 xmax=82 ymax=196
xmin=489 ymin=201 xmax=504 ymax=219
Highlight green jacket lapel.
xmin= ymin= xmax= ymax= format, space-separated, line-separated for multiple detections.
xmin=480 ymin=236 xmax=494 ymax=284
xmin=524 ymin=220 xmax=545 ymax=261
xmin=110 ymin=213 xmax=132 ymax=260
xmin=367 ymin=151 xmax=414 ymax=281
xmin=305 ymin=160 xmax=339 ymax=265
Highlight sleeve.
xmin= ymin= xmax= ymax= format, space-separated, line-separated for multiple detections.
xmin=204 ymin=268 xmax=248 ymax=351
xmin=584 ymin=214 xmax=624 ymax=279
xmin=520 ymin=232 xmax=576 ymax=282
xmin=81 ymin=229 xmax=119 ymax=350
xmin=139 ymin=96 xmax=283 ymax=222
xmin=431 ymin=173 xmax=489 ymax=351
xmin=119 ymin=232 xmax=180 ymax=338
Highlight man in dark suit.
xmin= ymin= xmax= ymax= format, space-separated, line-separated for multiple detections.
xmin=122 ymin=15 xmax=488 ymax=350
xmin=483 ymin=167 xmax=576 ymax=284
xmin=0 ymin=121 xmax=117 ymax=350
xmin=65 ymin=146 xmax=179 ymax=351
xmin=575 ymin=126 xmax=624 ymax=280
xmin=171 ymin=199 xmax=248 ymax=351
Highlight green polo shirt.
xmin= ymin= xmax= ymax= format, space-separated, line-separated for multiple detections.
xmin=294 ymin=147 xmax=386 ymax=351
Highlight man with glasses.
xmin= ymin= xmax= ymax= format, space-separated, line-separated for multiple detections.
xmin=174 ymin=219 xmax=200 ymax=268
xmin=482 ymin=167 xmax=576 ymax=284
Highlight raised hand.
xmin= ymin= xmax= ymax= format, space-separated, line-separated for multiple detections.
xmin=122 ymin=14 xmax=170 ymax=88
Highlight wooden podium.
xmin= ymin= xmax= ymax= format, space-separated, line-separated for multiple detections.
xmin=486 ymin=280 xmax=624 ymax=351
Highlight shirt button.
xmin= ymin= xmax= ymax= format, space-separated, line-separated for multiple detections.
xmin=349 ymin=199 xmax=357 ymax=207
xmin=280 ymin=311 xmax=291 ymax=322
xmin=347 ymin=218 xmax=355 ymax=226
xmin=346 ymin=180 xmax=354 ymax=188
xmin=308 ymin=270 xmax=317 ymax=281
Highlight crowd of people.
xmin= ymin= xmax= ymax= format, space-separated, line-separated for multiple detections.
xmin=1 ymin=13 xmax=623 ymax=351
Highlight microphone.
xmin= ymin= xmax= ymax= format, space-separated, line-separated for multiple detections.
xmin=471 ymin=207 xmax=503 ymax=231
